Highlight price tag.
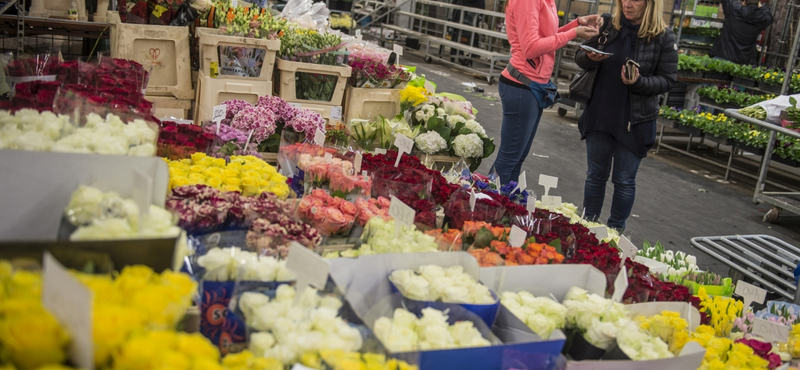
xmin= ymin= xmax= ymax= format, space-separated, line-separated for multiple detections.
xmin=393 ymin=44 xmax=403 ymax=65
xmin=291 ymin=364 xmax=320 ymax=370
xmin=354 ymin=152 xmax=362 ymax=173
xmin=424 ymin=80 xmax=436 ymax=94
xmin=393 ymin=133 xmax=414 ymax=167
xmin=314 ymin=129 xmax=326 ymax=146
xmin=590 ymin=226 xmax=609 ymax=240
xmin=331 ymin=106 xmax=342 ymax=120
xmin=735 ymin=281 xmax=767 ymax=309
xmin=509 ymin=225 xmax=526 ymax=248
xmin=355 ymin=29 xmax=362 ymax=41
xmin=324 ymin=153 xmax=333 ymax=164
xmin=751 ymin=318 xmax=790 ymax=343
xmin=132 ymin=169 xmax=152 ymax=234
xmin=618 ymin=235 xmax=638 ymax=267
xmin=389 ymin=196 xmax=415 ymax=236
xmin=43 ymin=252 xmax=94 ymax=370
xmin=230 ymin=0 xmax=237 ymax=7
xmin=539 ymin=174 xmax=558 ymax=196
xmin=286 ymin=242 xmax=331 ymax=305
xmin=541 ymin=195 xmax=561 ymax=209
xmin=611 ymin=265 xmax=628 ymax=302
xmin=243 ymin=129 xmax=254 ymax=152
xmin=469 ymin=190 xmax=477 ymax=212
xmin=526 ymin=195 xmax=536 ymax=214
xmin=212 ymin=104 xmax=226 ymax=124
xmin=374 ymin=148 xmax=387 ymax=155
xmin=289 ymin=102 xmax=302 ymax=109
xmin=513 ymin=171 xmax=527 ymax=193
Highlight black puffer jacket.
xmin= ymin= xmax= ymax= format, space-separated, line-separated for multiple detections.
xmin=710 ymin=0 xmax=773 ymax=65
xmin=575 ymin=14 xmax=678 ymax=125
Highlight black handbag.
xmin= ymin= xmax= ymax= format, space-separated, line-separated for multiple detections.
xmin=569 ymin=22 xmax=613 ymax=105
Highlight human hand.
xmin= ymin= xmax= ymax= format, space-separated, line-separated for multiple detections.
xmin=587 ymin=51 xmax=610 ymax=62
xmin=578 ymin=14 xmax=603 ymax=29
xmin=621 ymin=65 xmax=639 ymax=84
xmin=576 ymin=26 xmax=600 ymax=40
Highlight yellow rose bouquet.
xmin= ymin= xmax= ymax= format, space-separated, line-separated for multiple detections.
xmin=166 ymin=153 xmax=289 ymax=198
xmin=300 ymin=350 xmax=418 ymax=370
xmin=637 ymin=311 xmax=690 ymax=355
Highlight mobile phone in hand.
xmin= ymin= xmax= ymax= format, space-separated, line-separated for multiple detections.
xmin=580 ymin=45 xmax=613 ymax=56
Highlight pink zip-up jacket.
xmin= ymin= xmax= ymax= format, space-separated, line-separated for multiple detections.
xmin=502 ymin=0 xmax=580 ymax=84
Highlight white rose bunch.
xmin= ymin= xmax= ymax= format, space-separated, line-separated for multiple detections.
xmin=415 ymin=131 xmax=447 ymax=154
xmin=563 ymin=287 xmax=632 ymax=350
xmin=500 ymin=291 xmax=567 ymax=339
xmin=196 ymin=247 xmax=296 ymax=282
xmin=327 ymin=218 xmax=439 ymax=258
xmin=239 ymin=285 xmax=360 ymax=365
xmin=452 ymin=133 xmax=484 ymax=158
xmin=616 ymin=321 xmax=674 ymax=360
xmin=373 ymin=307 xmax=491 ymax=352
xmin=390 ymin=265 xmax=495 ymax=304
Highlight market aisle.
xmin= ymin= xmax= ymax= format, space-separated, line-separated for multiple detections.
xmin=406 ymin=54 xmax=800 ymax=275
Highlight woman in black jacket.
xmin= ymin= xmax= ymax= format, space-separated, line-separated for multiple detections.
xmin=574 ymin=0 xmax=677 ymax=231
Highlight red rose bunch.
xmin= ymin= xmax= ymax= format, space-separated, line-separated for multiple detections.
xmin=158 ymin=121 xmax=215 ymax=159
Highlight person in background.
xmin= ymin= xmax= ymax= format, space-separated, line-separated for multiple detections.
xmin=492 ymin=0 xmax=601 ymax=185
xmin=710 ymin=0 xmax=773 ymax=65
xmin=574 ymin=0 xmax=678 ymax=231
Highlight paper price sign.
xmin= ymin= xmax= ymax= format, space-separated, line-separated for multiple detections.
xmin=314 ymin=130 xmax=326 ymax=146
xmin=374 ymin=148 xmax=387 ymax=155
xmin=751 ymin=318 xmax=790 ymax=343
xmin=393 ymin=133 xmax=414 ymax=167
xmin=618 ymin=235 xmax=638 ymax=267
xmin=469 ymin=190 xmax=477 ymax=212
xmin=508 ymin=225 xmax=527 ymax=248
xmin=541 ymin=195 xmax=561 ymax=209
xmin=286 ymin=242 xmax=331 ymax=305
xmin=735 ymin=281 xmax=767 ymax=309
xmin=354 ymin=152 xmax=363 ymax=173
xmin=289 ymin=103 xmax=302 ymax=109
xmin=331 ymin=106 xmax=343 ymax=120
xmin=526 ymin=195 xmax=536 ymax=214
xmin=513 ymin=171 xmax=527 ymax=193
xmin=389 ymin=196 xmax=415 ymax=227
xmin=611 ymin=265 xmax=629 ymax=302
xmin=355 ymin=29 xmax=362 ymax=41
xmin=589 ymin=226 xmax=609 ymax=240
xmin=211 ymin=104 xmax=226 ymax=123
xmin=324 ymin=153 xmax=333 ymax=164
xmin=539 ymin=174 xmax=558 ymax=196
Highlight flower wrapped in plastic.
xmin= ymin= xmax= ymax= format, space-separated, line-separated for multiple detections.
xmin=9 ymin=80 xmax=60 ymax=111
xmin=354 ymin=196 xmax=391 ymax=227
xmin=296 ymin=189 xmax=357 ymax=237
xmin=372 ymin=165 xmax=436 ymax=229
xmin=158 ymin=121 xmax=215 ymax=160
xmin=501 ymin=291 xmax=567 ymax=339
xmin=245 ymin=217 xmax=322 ymax=259
xmin=444 ymin=187 xmax=507 ymax=230
xmin=373 ymin=307 xmax=491 ymax=352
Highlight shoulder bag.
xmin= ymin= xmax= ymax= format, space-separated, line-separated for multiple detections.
xmin=569 ymin=20 xmax=613 ymax=105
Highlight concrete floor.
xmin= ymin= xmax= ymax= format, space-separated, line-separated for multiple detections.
xmin=404 ymin=54 xmax=800 ymax=275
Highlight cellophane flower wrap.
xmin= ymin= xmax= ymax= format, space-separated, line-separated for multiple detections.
xmin=219 ymin=5 xmax=287 ymax=39
xmin=296 ymin=189 xmax=357 ymax=237
xmin=373 ymin=307 xmax=490 ymax=352
xmin=501 ymin=291 xmax=567 ymax=339
xmin=354 ymin=196 xmax=391 ymax=226
xmin=389 ymin=265 xmax=495 ymax=304
xmin=4 ymin=54 xmax=58 ymax=82
xmin=371 ymin=164 xmax=436 ymax=229
xmin=117 ymin=0 xmax=148 ymax=23
xmin=324 ymin=217 xmax=438 ymax=257
xmin=444 ymin=187 xmax=507 ymax=230
xmin=158 ymin=121 xmax=215 ymax=159
xmin=361 ymin=150 xmax=458 ymax=206
xmin=347 ymin=57 xmax=411 ymax=88
xmin=148 ymin=0 xmax=184 ymax=25
xmin=298 ymin=152 xmax=354 ymax=188
xmin=463 ymin=221 xmax=565 ymax=267
xmin=8 ymin=80 xmax=60 ymax=112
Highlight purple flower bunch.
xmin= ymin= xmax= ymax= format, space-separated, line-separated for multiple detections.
xmin=257 ymin=95 xmax=298 ymax=123
xmin=285 ymin=109 xmax=326 ymax=139
xmin=224 ymin=99 xmax=252 ymax=120
xmin=230 ymin=104 xmax=277 ymax=144
xmin=245 ymin=217 xmax=322 ymax=259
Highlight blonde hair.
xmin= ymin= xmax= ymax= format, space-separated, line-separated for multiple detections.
xmin=612 ymin=0 xmax=667 ymax=41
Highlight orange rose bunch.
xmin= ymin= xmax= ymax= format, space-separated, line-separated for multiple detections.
xmin=461 ymin=221 xmax=565 ymax=267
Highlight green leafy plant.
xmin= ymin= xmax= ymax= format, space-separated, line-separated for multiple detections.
xmin=680 ymin=27 xmax=721 ymax=38
xmin=697 ymin=86 xmax=775 ymax=107
xmin=785 ymin=97 xmax=800 ymax=128
xmin=677 ymin=54 xmax=707 ymax=72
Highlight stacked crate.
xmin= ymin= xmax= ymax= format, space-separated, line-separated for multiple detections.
xmin=275 ymin=58 xmax=352 ymax=127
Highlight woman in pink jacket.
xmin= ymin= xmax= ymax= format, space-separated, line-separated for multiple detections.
xmin=492 ymin=0 xmax=602 ymax=184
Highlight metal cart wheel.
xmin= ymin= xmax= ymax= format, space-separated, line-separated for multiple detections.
xmin=487 ymin=76 xmax=495 ymax=85
xmin=763 ymin=206 xmax=782 ymax=223
xmin=424 ymin=56 xmax=433 ymax=63
xmin=557 ymin=108 xmax=568 ymax=117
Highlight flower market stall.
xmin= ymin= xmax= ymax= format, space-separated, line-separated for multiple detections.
xmin=2 ymin=1 xmax=800 ymax=370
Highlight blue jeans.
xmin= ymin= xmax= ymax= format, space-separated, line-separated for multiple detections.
xmin=582 ymin=131 xmax=643 ymax=230
xmin=491 ymin=80 xmax=544 ymax=184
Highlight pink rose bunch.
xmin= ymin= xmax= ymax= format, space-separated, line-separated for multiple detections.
xmin=355 ymin=196 xmax=391 ymax=226
xmin=329 ymin=172 xmax=372 ymax=198
xmin=245 ymin=217 xmax=322 ymax=259
xmin=278 ymin=143 xmax=338 ymax=169
xmin=285 ymin=109 xmax=325 ymax=140
xmin=346 ymin=44 xmax=390 ymax=64
xmin=298 ymin=153 xmax=355 ymax=186
xmin=296 ymin=189 xmax=357 ymax=237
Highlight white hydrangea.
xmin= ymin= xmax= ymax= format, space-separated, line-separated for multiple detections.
xmin=415 ymin=131 xmax=447 ymax=154
xmin=452 ymin=133 xmax=484 ymax=158
xmin=464 ymin=119 xmax=486 ymax=136
xmin=446 ymin=115 xmax=467 ymax=128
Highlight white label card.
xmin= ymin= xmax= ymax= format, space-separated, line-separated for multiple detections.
xmin=389 ymin=196 xmax=415 ymax=237
xmin=374 ymin=148 xmax=387 ymax=155
xmin=542 ymin=195 xmax=561 ymax=209
xmin=289 ymin=102 xmax=302 ymax=109
xmin=394 ymin=133 xmax=414 ymax=167
xmin=590 ymin=226 xmax=609 ymax=240
xmin=286 ymin=242 xmax=331 ymax=305
xmin=611 ymin=265 xmax=628 ymax=302
xmin=211 ymin=104 xmax=226 ymax=124
xmin=751 ymin=318 xmax=790 ymax=343
xmin=324 ymin=153 xmax=333 ymax=164
xmin=539 ymin=174 xmax=558 ymax=196
xmin=132 ymin=169 xmax=152 ymax=234
xmin=509 ymin=225 xmax=527 ymax=248
xmin=231 ymin=0 xmax=237 ymax=7
xmin=618 ymin=235 xmax=638 ymax=267
xmin=469 ymin=190 xmax=477 ymax=212
xmin=314 ymin=130 xmax=326 ymax=146
xmin=513 ymin=171 xmax=527 ymax=193
xmin=355 ymin=29 xmax=362 ymax=41
xmin=330 ymin=106 xmax=343 ymax=120
xmin=526 ymin=195 xmax=536 ymax=214
xmin=354 ymin=152 xmax=363 ymax=173
xmin=735 ymin=281 xmax=767 ymax=309
xmin=43 ymin=252 xmax=94 ymax=370
xmin=243 ymin=129 xmax=254 ymax=152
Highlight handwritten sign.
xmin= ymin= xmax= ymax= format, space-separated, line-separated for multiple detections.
xmin=590 ymin=226 xmax=609 ymax=240
xmin=539 ymin=174 xmax=558 ymax=196
xmin=469 ymin=190 xmax=477 ymax=212
xmin=43 ymin=252 xmax=94 ymax=370
xmin=394 ymin=133 xmax=414 ymax=167
xmin=354 ymin=152 xmax=362 ymax=174
xmin=389 ymin=196 xmax=415 ymax=236
xmin=541 ymin=195 xmax=561 ymax=209
xmin=751 ymin=318 xmax=790 ymax=343
xmin=286 ymin=242 xmax=330 ymax=305
xmin=211 ymin=104 xmax=226 ymax=123
xmin=374 ymin=148 xmax=387 ymax=155
xmin=509 ymin=225 xmax=527 ymax=248
xmin=735 ymin=281 xmax=767 ymax=309
xmin=611 ymin=265 xmax=628 ymax=302
xmin=331 ymin=106 xmax=343 ymax=120
xmin=513 ymin=171 xmax=527 ymax=193
xmin=618 ymin=235 xmax=638 ymax=267
xmin=314 ymin=129 xmax=326 ymax=146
